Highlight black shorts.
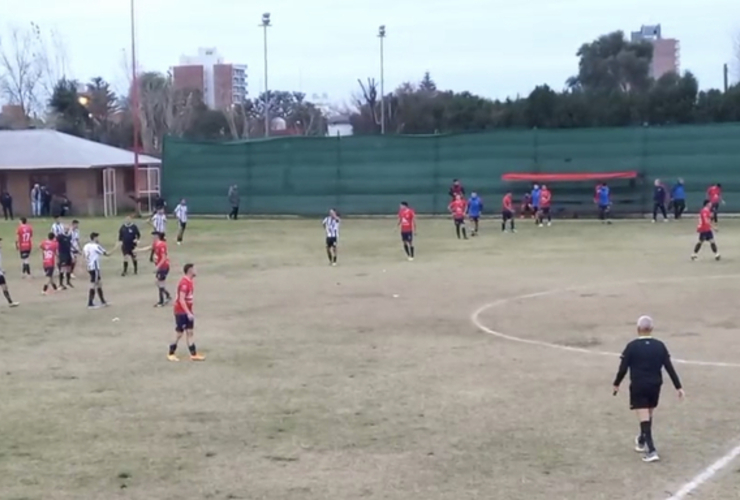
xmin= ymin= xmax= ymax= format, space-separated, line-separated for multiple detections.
xmin=179 ymin=221 xmax=187 ymax=230
xmin=469 ymin=215 xmax=480 ymax=222
xmin=326 ymin=237 xmax=337 ymax=247
xmin=502 ymin=209 xmax=513 ymax=220
xmin=711 ymin=202 xmax=720 ymax=211
xmin=453 ymin=217 xmax=465 ymax=226
xmin=540 ymin=207 xmax=550 ymax=214
xmin=699 ymin=231 xmax=714 ymax=242
xmin=598 ymin=204 xmax=610 ymax=212
xmin=0 ymin=273 xmax=6 ymax=286
xmin=401 ymin=231 xmax=413 ymax=243
xmin=175 ymin=313 xmax=194 ymax=332
xmin=88 ymin=270 xmax=101 ymax=283
xmin=44 ymin=266 xmax=54 ymax=277
xmin=121 ymin=244 xmax=136 ymax=256
xmin=58 ymin=254 xmax=72 ymax=267
xmin=629 ymin=383 xmax=661 ymax=410
xmin=19 ymin=250 xmax=30 ymax=260
xmin=155 ymin=267 xmax=170 ymax=281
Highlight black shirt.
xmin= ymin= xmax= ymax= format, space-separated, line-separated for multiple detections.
xmin=57 ymin=233 xmax=72 ymax=256
xmin=653 ymin=185 xmax=666 ymax=203
xmin=613 ymin=336 xmax=682 ymax=389
xmin=118 ymin=223 xmax=141 ymax=246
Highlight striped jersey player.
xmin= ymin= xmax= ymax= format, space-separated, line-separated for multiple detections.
xmin=322 ymin=209 xmax=340 ymax=266
xmin=174 ymin=199 xmax=188 ymax=245
xmin=149 ymin=208 xmax=167 ymax=262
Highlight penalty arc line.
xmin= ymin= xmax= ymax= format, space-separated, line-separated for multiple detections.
xmin=469 ymin=272 xmax=740 ymax=500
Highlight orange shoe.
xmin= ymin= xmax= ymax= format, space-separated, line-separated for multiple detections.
xmin=190 ymin=354 xmax=206 ymax=361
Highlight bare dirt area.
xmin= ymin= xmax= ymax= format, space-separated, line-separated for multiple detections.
xmin=2 ymin=217 xmax=740 ymax=500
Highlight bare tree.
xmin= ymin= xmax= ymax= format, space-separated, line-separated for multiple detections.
xmin=0 ymin=23 xmax=68 ymax=118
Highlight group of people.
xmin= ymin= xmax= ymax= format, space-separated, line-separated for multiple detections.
xmin=0 ymin=198 xmax=204 ymax=362
xmin=650 ymin=179 xmax=723 ymax=223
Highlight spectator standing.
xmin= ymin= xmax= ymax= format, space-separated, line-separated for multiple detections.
xmin=652 ymin=179 xmax=668 ymax=222
xmin=448 ymin=179 xmax=465 ymax=200
xmin=40 ymin=185 xmax=52 ymax=217
xmin=1 ymin=191 xmax=12 ymax=220
xmin=670 ymin=179 xmax=686 ymax=219
xmin=30 ymin=184 xmax=41 ymax=217
xmin=228 ymin=184 xmax=240 ymax=220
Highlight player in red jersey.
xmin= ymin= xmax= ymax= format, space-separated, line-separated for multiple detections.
xmin=168 ymin=263 xmax=205 ymax=361
xmin=691 ymin=200 xmax=720 ymax=261
xmin=39 ymin=232 xmax=59 ymax=294
xmin=15 ymin=217 xmax=33 ymax=277
xmin=398 ymin=201 xmax=416 ymax=261
xmin=706 ymin=183 xmax=722 ymax=223
xmin=502 ymin=192 xmax=515 ymax=232
xmin=136 ymin=232 xmax=172 ymax=307
xmin=448 ymin=193 xmax=468 ymax=239
xmin=538 ymin=185 xmax=552 ymax=227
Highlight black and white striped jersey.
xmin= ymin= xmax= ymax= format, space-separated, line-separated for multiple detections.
xmin=322 ymin=216 xmax=340 ymax=238
xmin=51 ymin=221 xmax=65 ymax=237
xmin=151 ymin=213 xmax=167 ymax=233
xmin=83 ymin=242 xmax=106 ymax=271
xmin=174 ymin=204 xmax=188 ymax=223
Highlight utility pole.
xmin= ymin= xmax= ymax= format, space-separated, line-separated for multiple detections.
xmin=130 ymin=0 xmax=140 ymax=214
xmin=378 ymin=25 xmax=386 ymax=135
xmin=260 ymin=13 xmax=271 ymax=137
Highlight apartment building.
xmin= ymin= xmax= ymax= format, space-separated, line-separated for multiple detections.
xmin=172 ymin=48 xmax=247 ymax=109
xmin=630 ymin=24 xmax=680 ymax=79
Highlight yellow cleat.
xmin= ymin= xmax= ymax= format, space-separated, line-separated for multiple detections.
xmin=167 ymin=354 xmax=179 ymax=362
xmin=190 ymin=354 xmax=206 ymax=361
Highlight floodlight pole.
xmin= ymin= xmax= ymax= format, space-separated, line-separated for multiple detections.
xmin=378 ymin=25 xmax=386 ymax=135
xmin=261 ymin=13 xmax=271 ymax=137
xmin=130 ymin=0 xmax=141 ymax=214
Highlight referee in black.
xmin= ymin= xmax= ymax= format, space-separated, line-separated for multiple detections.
xmin=612 ymin=315 xmax=684 ymax=463
xmin=118 ymin=216 xmax=141 ymax=276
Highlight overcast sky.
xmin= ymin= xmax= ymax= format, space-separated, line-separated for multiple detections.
xmin=3 ymin=0 xmax=739 ymax=105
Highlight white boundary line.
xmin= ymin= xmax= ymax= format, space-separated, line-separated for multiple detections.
xmin=471 ymin=273 xmax=740 ymax=368
xmin=470 ymin=272 xmax=740 ymax=499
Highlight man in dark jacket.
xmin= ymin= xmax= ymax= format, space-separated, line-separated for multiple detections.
xmin=670 ymin=178 xmax=686 ymax=219
xmin=651 ymin=179 xmax=668 ymax=223
xmin=448 ymin=179 xmax=465 ymax=200
xmin=228 ymin=184 xmax=240 ymax=219
xmin=0 ymin=192 xmax=12 ymax=220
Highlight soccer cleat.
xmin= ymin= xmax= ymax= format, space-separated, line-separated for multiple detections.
xmin=190 ymin=354 xmax=206 ymax=361
xmin=547 ymin=222 xmax=552 ymax=227
xmin=642 ymin=451 xmax=660 ymax=463
xmin=408 ymin=257 xmax=414 ymax=262
xmin=167 ymin=354 xmax=180 ymax=362
xmin=87 ymin=304 xmax=100 ymax=309
xmin=70 ymin=274 xmax=76 ymax=279
xmin=715 ymin=254 xmax=721 ymax=261
xmin=154 ymin=302 xmax=164 ymax=308
xmin=8 ymin=302 xmax=19 ymax=308
xmin=634 ymin=436 xmax=647 ymax=453
xmin=691 ymin=254 xmax=698 ymax=261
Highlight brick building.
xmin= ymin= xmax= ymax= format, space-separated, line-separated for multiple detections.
xmin=172 ymin=48 xmax=247 ymax=109
xmin=0 ymin=130 xmax=160 ymax=217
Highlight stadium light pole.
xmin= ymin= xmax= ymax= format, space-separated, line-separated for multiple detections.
xmin=260 ymin=13 xmax=271 ymax=138
xmin=378 ymin=25 xmax=386 ymax=135
xmin=130 ymin=0 xmax=141 ymax=214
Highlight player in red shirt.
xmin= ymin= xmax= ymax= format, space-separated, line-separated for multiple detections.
xmin=706 ymin=183 xmax=722 ymax=223
xmin=691 ymin=200 xmax=720 ymax=261
xmin=448 ymin=193 xmax=468 ymax=239
xmin=39 ymin=232 xmax=59 ymax=294
xmin=502 ymin=192 xmax=515 ymax=232
xmin=136 ymin=232 xmax=172 ymax=307
xmin=168 ymin=263 xmax=205 ymax=361
xmin=15 ymin=217 xmax=33 ymax=277
xmin=538 ymin=185 xmax=552 ymax=227
xmin=397 ymin=201 xmax=416 ymax=261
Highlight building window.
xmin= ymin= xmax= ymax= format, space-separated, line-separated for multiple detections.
xmin=29 ymin=171 xmax=67 ymax=196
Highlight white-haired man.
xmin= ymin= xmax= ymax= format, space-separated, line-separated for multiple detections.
xmin=612 ymin=315 xmax=684 ymax=462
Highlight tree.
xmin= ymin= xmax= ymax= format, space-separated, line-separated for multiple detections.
xmin=0 ymin=22 xmax=68 ymax=119
xmin=247 ymin=90 xmax=327 ymax=136
xmin=568 ymin=31 xmax=653 ymax=94
xmin=85 ymin=77 xmax=118 ymax=142
xmin=48 ymin=78 xmax=91 ymax=137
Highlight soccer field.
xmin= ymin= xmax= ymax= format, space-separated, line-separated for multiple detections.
xmin=2 ymin=217 xmax=740 ymax=500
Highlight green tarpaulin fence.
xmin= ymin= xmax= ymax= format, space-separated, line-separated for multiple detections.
xmin=162 ymin=124 xmax=740 ymax=216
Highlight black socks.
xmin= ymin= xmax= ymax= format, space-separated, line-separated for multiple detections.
xmin=640 ymin=420 xmax=655 ymax=453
